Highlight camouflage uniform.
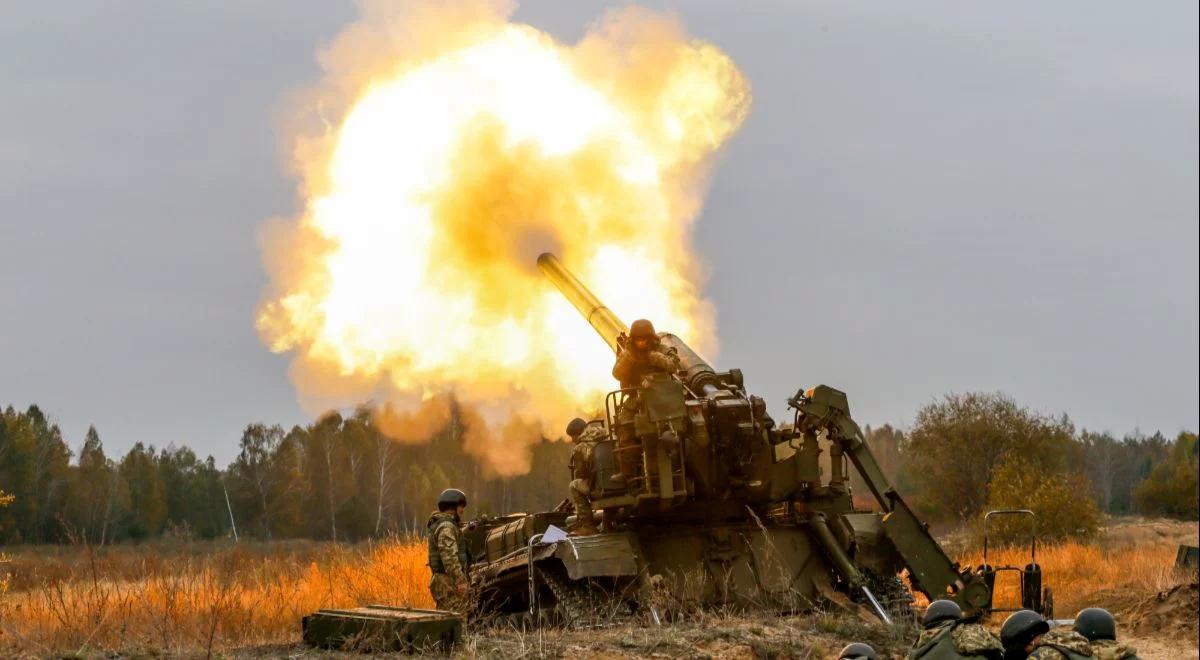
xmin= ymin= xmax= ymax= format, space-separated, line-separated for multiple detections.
xmin=1029 ymin=628 xmax=1096 ymax=659
xmin=427 ymin=511 xmax=470 ymax=613
xmin=568 ymin=424 xmax=606 ymax=531
xmin=612 ymin=345 xmax=679 ymax=484
xmin=612 ymin=346 xmax=680 ymax=389
xmin=1088 ymin=640 xmax=1139 ymax=660
xmin=908 ymin=621 xmax=1004 ymax=659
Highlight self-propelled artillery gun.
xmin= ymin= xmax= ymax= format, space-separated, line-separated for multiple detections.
xmin=461 ymin=253 xmax=995 ymax=626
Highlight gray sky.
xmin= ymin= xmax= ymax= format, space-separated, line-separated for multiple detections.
xmin=2 ymin=2 xmax=1196 ymax=465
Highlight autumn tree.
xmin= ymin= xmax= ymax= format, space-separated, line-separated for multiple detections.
xmin=119 ymin=443 xmax=167 ymax=539
xmin=1134 ymin=432 xmax=1199 ymax=519
xmin=902 ymin=393 xmax=1081 ymax=521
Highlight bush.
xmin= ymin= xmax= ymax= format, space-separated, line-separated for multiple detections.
xmin=984 ymin=456 xmax=1101 ymax=545
xmin=1134 ymin=432 xmax=1199 ymax=519
xmin=903 ymin=392 xmax=1080 ymax=521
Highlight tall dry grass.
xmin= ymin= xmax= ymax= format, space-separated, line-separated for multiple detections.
xmin=1 ymin=519 xmax=1193 ymax=655
xmin=958 ymin=540 xmax=1189 ymax=616
xmin=0 ymin=538 xmax=432 ymax=656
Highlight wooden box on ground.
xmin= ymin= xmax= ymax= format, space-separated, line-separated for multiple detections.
xmin=302 ymin=605 xmax=462 ymax=652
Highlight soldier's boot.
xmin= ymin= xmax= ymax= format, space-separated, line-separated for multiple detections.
xmin=571 ymin=511 xmax=599 ymax=536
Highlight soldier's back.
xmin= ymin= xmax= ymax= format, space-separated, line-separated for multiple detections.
xmin=908 ymin=622 xmax=1002 ymax=660
xmin=1030 ymin=628 xmax=1096 ymax=659
xmin=1089 ymin=639 xmax=1139 ymax=660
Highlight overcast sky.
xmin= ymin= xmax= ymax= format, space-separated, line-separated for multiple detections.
xmin=2 ymin=2 xmax=1196 ymax=465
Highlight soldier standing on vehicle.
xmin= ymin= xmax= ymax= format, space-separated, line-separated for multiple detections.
xmin=908 ymin=599 xmax=1004 ymax=659
xmin=1072 ymin=609 xmax=1138 ymax=660
xmin=566 ymin=417 xmax=605 ymax=536
xmin=611 ymin=319 xmax=680 ymax=389
xmin=611 ymin=319 xmax=680 ymax=484
xmin=427 ymin=488 xmax=470 ymax=613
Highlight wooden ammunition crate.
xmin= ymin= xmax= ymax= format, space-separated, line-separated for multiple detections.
xmin=302 ymin=605 xmax=462 ymax=652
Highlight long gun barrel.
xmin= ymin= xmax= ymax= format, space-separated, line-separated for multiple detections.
xmin=537 ymin=253 xmax=628 ymax=354
xmin=538 ymin=252 xmax=723 ymax=394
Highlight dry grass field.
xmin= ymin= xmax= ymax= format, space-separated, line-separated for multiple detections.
xmin=0 ymin=518 xmax=1195 ymax=658
xmin=0 ymin=539 xmax=433 ymax=656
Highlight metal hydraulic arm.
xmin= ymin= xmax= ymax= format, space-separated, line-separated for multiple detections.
xmin=789 ymin=385 xmax=992 ymax=614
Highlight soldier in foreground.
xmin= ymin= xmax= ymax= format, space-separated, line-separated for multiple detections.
xmin=566 ymin=417 xmax=605 ymax=536
xmin=1027 ymin=625 xmax=1095 ymax=660
xmin=427 ymin=488 xmax=470 ymax=613
xmin=1073 ymin=608 xmax=1139 ymax=660
xmin=1000 ymin=610 xmax=1051 ymax=659
xmin=610 ymin=319 xmax=680 ymax=483
xmin=908 ymin=599 xmax=1004 ymax=659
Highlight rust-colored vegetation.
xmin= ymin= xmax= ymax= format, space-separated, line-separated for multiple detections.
xmin=0 ymin=539 xmax=432 ymax=655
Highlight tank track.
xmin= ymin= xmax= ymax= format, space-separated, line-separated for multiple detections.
xmin=539 ymin=569 xmax=629 ymax=629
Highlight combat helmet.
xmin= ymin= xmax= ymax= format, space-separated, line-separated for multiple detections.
xmin=923 ymin=599 xmax=963 ymax=629
xmin=629 ymin=319 xmax=657 ymax=342
xmin=837 ymin=642 xmax=878 ymax=660
xmin=566 ymin=417 xmax=588 ymax=439
xmin=1000 ymin=609 xmax=1050 ymax=653
xmin=437 ymin=488 xmax=467 ymax=512
xmin=1073 ymin=607 xmax=1116 ymax=642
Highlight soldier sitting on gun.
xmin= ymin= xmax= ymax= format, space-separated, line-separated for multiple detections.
xmin=610 ymin=319 xmax=680 ymax=484
xmin=565 ymin=417 xmax=606 ymax=536
xmin=908 ymin=599 xmax=1004 ymax=659
xmin=427 ymin=488 xmax=471 ymax=614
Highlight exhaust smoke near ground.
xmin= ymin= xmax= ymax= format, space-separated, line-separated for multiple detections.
xmin=257 ymin=0 xmax=749 ymax=475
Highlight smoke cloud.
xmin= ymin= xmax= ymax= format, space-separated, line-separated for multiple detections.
xmin=257 ymin=0 xmax=750 ymax=476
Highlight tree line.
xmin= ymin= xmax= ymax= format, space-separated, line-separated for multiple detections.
xmin=1 ymin=393 xmax=1196 ymax=545
xmin=854 ymin=392 xmax=1198 ymax=540
xmin=0 ymin=403 xmax=566 ymax=544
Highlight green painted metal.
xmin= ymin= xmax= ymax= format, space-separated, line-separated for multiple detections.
xmin=301 ymin=605 xmax=462 ymax=652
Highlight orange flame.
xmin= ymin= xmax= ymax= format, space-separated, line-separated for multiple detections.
xmin=257 ymin=1 xmax=749 ymax=475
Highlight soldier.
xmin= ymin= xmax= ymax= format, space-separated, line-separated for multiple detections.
xmin=1000 ymin=610 xmax=1051 ymax=660
xmin=839 ymin=642 xmax=880 ymax=660
xmin=566 ymin=417 xmax=605 ymax=536
xmin=427 ymin=488 xmax=471 ymax=613
xmin=1027 ymin=626 xmax=1096 ymax=659
xmin=611 ymin=319 xmax=680 ymax=389
xmin=1073 ymin=609 xmax=1138 ymax=660
xmin=611 ymin=319 xmax=680 ymax=484
xmin=908 ymin=599 xmax=1004 ymax=659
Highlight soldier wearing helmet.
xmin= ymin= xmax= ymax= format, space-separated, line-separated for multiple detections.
xmin=1073 ymin=609 xmax=1137 ymax=660
xmin=566 ymin=417 xmax=606 ymax=536
xmin=427 ymin=488 xmax=470 ymax=612
xmin=610 ymin=319 xmax=680 ymax=484
xmin=611 ymin=319 xmax=680 ymax=389
xmin=1001 ymin=610 xmax=1054 ymax=659
xmin=908 ymin=599 xmax=1003 ymax=659
xmin=1027 ymin=625 xmax=1096 ymax=660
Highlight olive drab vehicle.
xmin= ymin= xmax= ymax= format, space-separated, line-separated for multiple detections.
xmin=459 ymin=254 xmax=995 ymax=627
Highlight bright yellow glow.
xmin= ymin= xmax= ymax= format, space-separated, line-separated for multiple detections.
xmin=257 ymin=3 xmax=749 ymax=475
